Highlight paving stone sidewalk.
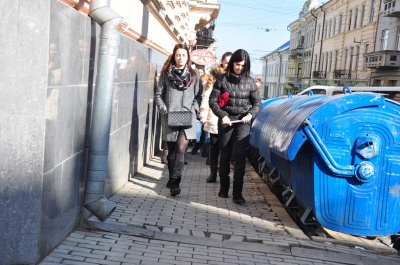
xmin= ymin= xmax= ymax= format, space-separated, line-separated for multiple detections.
xmin=41 ymin=154 xmax=400 ymax=265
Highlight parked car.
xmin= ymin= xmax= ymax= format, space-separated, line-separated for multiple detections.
xmin=297 ymin=85 xmax=400 ymax=102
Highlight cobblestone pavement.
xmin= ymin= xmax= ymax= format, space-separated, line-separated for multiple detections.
xmin=41 ymin=153 xmax=400 ymax=265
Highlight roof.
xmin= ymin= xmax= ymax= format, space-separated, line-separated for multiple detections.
xmin=260 ymin=40 xmax=290 ymax=59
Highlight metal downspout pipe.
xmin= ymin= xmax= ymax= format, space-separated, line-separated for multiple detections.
xmin=83 ymin=0 xmax=123 ymax=221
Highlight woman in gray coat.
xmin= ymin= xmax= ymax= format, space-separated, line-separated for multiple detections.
xmin=155 ymin=44 xmax=202 ymax=196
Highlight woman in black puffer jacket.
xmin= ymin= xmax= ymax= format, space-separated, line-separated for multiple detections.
xmin=209 ymin=49 xmax=261 ymax=205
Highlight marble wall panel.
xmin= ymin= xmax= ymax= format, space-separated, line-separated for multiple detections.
xmin=0 ymin=0 xmax=49 ymax=264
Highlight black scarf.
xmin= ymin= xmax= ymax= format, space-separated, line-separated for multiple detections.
xmin=227 ymin=72 xmax=242 ymax=84
xmin=168 ymin=65 xmax=192 ymax=90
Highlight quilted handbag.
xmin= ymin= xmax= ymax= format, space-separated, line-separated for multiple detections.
xmin=167 ymin=111 xmax=193 ymax=127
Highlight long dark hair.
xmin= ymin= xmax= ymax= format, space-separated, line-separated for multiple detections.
xmin=226 ymin=49 xmax=251 ymax=77
xmin=161 ymin=44 xmax=196 ymax=77
xmin=221 ymin=52 xmax=232 ymax=64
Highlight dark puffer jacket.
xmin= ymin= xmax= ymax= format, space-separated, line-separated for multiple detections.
xmin=209 ymin=74 xmax=261 ymax=121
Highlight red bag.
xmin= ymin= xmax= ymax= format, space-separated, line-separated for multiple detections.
xmin=218 ymin=91 xmax=230 ymax=107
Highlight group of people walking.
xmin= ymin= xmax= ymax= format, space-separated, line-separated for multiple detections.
xmin=155 ymin=44 xmax=261 ymax=205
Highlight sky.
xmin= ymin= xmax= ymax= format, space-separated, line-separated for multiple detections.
xmin=213 ymin=0 xmax=308 ymax=75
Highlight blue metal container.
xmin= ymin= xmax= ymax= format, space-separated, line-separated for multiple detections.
xmin=250 ymin=92 xmax=400 ymax=236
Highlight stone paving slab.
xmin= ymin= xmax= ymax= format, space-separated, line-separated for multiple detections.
xmin=41 ymin=220 xmax=400 ymax=265
xmin=40 ymin=154 xmax=400 ymax=264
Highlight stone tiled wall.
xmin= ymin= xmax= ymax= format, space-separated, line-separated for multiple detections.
xmin=0 ymin=1 xmax=166 ymax=264
xmin=0 ymin=0 xmax=50 ymax=264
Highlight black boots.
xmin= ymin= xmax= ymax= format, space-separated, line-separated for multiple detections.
xmin=170 ymin=176 xmax=181 ymax=197
xmin=232 ymin=180 xmax=246 ymax=205
xmin=206 ymin=143 xmax=218 ymax=183
xmin=206 ymin=170 xmax=217 ymax=183
xmin=218 ymin=176 xmax=230 ymax=198
xmin=166 ymin=158 xmax=175 ymax=188
xmin=170 ymin=161 xmax=184 ymax=197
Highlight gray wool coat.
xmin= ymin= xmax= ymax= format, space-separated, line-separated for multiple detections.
xmin=155 ymin=71 xmax=202 ymax=141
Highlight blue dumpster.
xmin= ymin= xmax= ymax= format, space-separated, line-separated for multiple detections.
xmin=250 ymin=91 xmax=400 ymax=236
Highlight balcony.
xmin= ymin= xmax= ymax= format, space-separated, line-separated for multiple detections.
xmin=364 ymin=51 xmax=400 ymax=68
xmin=383 ymin=0 xmax=400 ymax=17
xmin=333 ymin=70 xmax=351 ymax=79
xmin=290 ymin=46 xmax=304 ymax=56
xmin=287 ymin=76 xmax=300 ymax=83
xmin=312 ymin=71 xmax=326 ymax=79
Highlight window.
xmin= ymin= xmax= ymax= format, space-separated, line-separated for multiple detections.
xmin=369 ymin=0 xmax=376 ymax=23
xmin=333 ymin=17 xmax=336 ymax=35
xmin=338 ymin=14 xmax=343 ymax=33
xmin=298 ymin=63 xmax=303 ymax=77
xmin=360 ymin=5 xmax=365 ymax=27
xmin=344 ymin=49 xmax=348 ymax=70
xmin=381 ymin=29 xmax=389 ymax=50
xmin=334 ymin=50 xmax=339 ymax=70
xmin=348 ymin=10 xmax=352 ymax=31
xmin=396 ymin=26 xmax=400 ymax=50
xmin=329 ymin=20 xmax=332 ymax=37
xmin=349 ymin=47 xmax=354 ymax=71
xmin=329 ymin=51 xmax=333 ymax=72
xmin=311 ymin=89 xmax=326 ymax=95
xmin=325 ymin=52 xmax=329 ymax=72
xmin=354 ymin=46 xmax=360 ymax=71
xmin=354 ymin=8 xmax=358 ymax=29
xmin=364 ymin=44 xmax=370 ymax=69
xmin=325 ymin=22 xmax=328 ymax=39
xmin=321 ymin=53 xmax=324 ymax=72
xmin=317 ymin=25 xmax=321 ymax=40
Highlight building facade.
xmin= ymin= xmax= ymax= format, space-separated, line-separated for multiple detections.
xmin=261 ymin=41 xmax=290 ymax=98
xmin=267 ymin=0 xmax=385 ymax=96
xmin=307 ymin=0 xmax=379 ymax=87
xmin=287 ymin=2 xmax=309 ymax=92
xmin=364 ymin=0 xmax=400 ymax=86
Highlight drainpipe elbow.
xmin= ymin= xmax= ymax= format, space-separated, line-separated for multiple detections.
xmin=84 ymin=196 xmax=116 ymax=222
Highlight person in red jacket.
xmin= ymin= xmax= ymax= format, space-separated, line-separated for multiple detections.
xmin=209 ymin=49 xmax=261 ymax=205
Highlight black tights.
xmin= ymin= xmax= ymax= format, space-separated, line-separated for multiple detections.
xmin=167 ymin=132 xmax=189 ymax=163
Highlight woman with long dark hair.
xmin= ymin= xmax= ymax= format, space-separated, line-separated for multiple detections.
xmin=209 ymin=49 xmax=261 ymax=205
xmin=199 ymin=52 xmax=232 ymax=183
xmin=155 ymin=44 xmax=202 ymax=197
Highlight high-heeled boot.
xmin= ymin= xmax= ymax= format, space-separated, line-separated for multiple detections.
xmin=166 ymin=158 xmax=174 ymax=188
xmin=170 ymin=161 xmax=184 ymax=197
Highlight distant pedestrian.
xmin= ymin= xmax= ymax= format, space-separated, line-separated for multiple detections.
xmin=192 ymin=72 xmax=210 ymax=156
xmin=199 ymin=52 xmax=232 ymax=183
xmin=155 ymin=44 xmax=202 ymax=196
xmin=209 ymin=49 xmax=261 ymax=205
xmin=160 ymin=140 xmax=168 ymax=165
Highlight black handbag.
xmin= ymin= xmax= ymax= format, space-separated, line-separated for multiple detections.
xmin=167 ymin=111 xmax=193 ymax=127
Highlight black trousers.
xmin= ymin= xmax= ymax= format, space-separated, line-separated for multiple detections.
xmin=209 ymin=133 xmax=219 ymax=171
xmin=218 ymin=122 xmax=250 ymax=184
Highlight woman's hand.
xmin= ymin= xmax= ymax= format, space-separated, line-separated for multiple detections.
xmin=222 ymin=116 xmax=232 ymax=126
xmin=200 ymin=117 xmax=207 ymax=125
xmin=241 ymin=113 xmax=252 ymax=123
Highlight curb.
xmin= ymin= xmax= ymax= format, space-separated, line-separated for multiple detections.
xmin=84 ymin=220 xmax=400 ymax=265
